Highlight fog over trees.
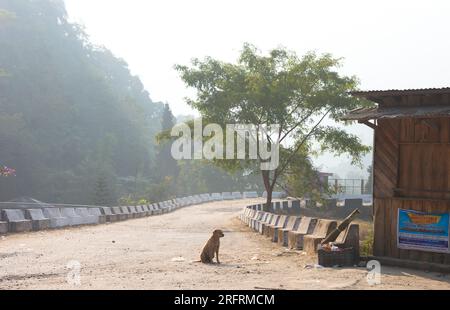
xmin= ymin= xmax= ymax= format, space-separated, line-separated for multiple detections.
xmin=0 ymin=0 xmax=263 ymax=204
xmin=0 ymin=0 xmax=372 ymax=206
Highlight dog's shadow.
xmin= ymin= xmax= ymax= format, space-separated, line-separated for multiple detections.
xmin=199 ymin=262 xmax=242 ymax=269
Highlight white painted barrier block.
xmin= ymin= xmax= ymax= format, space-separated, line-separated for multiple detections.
xmin=211 ymin=193 xmax=222 ymax=201
xmin=232 ymin=192 xmax=242 ymax=199
xmin=60 ymin=208 xmax=86 ymax=226
xmin=43 ymin=208 xmax=71 ymax=228
xmin=221 ymin=192 xmax=233 ymax=200
xmin=75 ymin=208 xmax=98 ymax=224
xmin=243 ymin=191 xmax=259 ymax=198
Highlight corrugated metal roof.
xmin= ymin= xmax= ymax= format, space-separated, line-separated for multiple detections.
xmin=351 ymin=87 xmax=450 ymax=97
xmin=342 ymin=105 xmax=450 ymax=121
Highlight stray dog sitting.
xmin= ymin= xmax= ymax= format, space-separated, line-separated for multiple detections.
xmin=200 ymin=229 xmax=224 ymax=264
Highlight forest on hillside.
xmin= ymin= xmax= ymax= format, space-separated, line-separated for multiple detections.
xmin=0 ymin=0 xmax=263 ymax=205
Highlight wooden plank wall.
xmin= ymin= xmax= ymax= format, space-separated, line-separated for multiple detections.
xmin=397 ymin=117 xmax=450 ymax=199
xmin=373 ymin=116 xmax=450 ymax=263
xmin=374 ymin=198 xmax=450 ymax=264
xmin=373 ymin=119 xmax=399 ymax=198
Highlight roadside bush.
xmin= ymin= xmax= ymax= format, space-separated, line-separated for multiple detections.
xmin=360 ymin=229 xmax=374 ymax=256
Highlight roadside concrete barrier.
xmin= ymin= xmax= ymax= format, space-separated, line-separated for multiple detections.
xmin=112 ymin=207 xmax=127 ymax=221
xmin=127 ymin=206 xmax=139 ymax=218
xmin=193 ymin=195 xmax=203 ymax=204
xmin=249 ymin=211 xmax=263 ymax=230
xmin=272 ymin=201 xmax=281 ymax=212
xmin=150 ymin=204 xmax=162 ymax=215
xmin=158 ymin=202 xmax=169 ymax=213
xmin=184 ymin=196 xmax=192 ymax=205
xmin=259 ymin=213 xmax=272 ymax=232
xmin=0 ymin=191 xmax=256 ymax=234
xmin=263 ymin=214 xmax=280 ymax=237
xmin=165 ymin=201 xmax=174 ymax=212
xmin=221 ymin=192 xmax=233 ymax=200
xmin=211 ymin=193 xmax=222 ymax=200
xmin=239 ymin=200 xmax=362 ymax=264
xmin=140 ymin=205 xmax=150 ymax=216
xmin=277 ymin=216 xmax=301 ymax=247
xmin=173 ymin=199 xmax=182 ymax=208
xmin=289 ymin=200 xmax=301 ymax=214
xmin=2 ymin=209 xmax=33 ymax=232
xmin=61 ymin=208 xmax=86 ymax=226
xmin=101 ymin=207 xmax=120 ymax=222
xmin=241 ymin=207 xmax=251 ymax=223
xmin=135 ymin=205 xmax=147 ymax=217
xmin=172 ymin=199 xmax=180 ymax=209
xmin=262 ymin=191 xmax=287 ymax=199
xmin=232 ymin=192 xmax=242 ymax=199
xmin=344 ymin=198 xmax=363 ymax=210
xmin=89 ymin=208 xmax=106 ymax=224
xmin=25 ymin=209 xmax=51 ymax=231
xmin=170 ymin=200 xmax=177 ymax=209
xmin=255 ymin=212 xmax=270 ymax=233
xmin=75 ymin=208 xmax=98 ymax=224
xmin=0 ymin=219 xmax=7 ymax=234
xmin=303 ymin=219 xmax=338 ymax=255
xmin=148 ymin=204 xmax=157 ymax=213
xmin=248 ymin=210 xmax=260 ymax=228
xmin=43 ymin=208 xmax=71 ymax=228
xmin=266 ymin=215 xmax=290 ymax=242
xmin=148 ymin=204 xmax=157 ymax=214
xmin=287 ymin=217 xmax=318 ymax=250
xmin=243 ymin=191 xmax=259 ymax=198
xmin=259 ymin=213 xmax=275 ymax=234
xmin=239 ymin=207 xmax=248 ymax=222
xmin=120 ymin=206 xmax=133 ymax=220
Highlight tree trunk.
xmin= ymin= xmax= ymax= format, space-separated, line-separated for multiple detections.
xmin=265 ymin=189 xmax=273 ymax=212
xmin=261 ymin=170 xmax=275 ymax=212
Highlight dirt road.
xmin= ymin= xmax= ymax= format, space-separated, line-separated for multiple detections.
xmin=0 ymin=199 xmax=449 ymax=289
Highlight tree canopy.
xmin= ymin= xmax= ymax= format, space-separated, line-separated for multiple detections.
xmin=176 ymin=43 xmax=372 ymax=208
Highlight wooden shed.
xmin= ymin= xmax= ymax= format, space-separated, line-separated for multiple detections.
xmin=343 ymin=87 xmax=450 ymax=267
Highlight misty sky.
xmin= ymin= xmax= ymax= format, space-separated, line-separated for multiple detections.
xmin=64 ymin=0 xmax=450 ymax=177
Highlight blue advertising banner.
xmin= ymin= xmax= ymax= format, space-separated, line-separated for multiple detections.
xmin=398 ymin=209 xmax=450 ymax=253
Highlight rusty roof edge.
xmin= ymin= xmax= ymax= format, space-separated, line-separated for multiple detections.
xmin=341 ymin=114 xmax=371 ymax=121
xmin=350 ymin=87 xmax=450 ymax=97
xmin=345 ymin=106 xmax=375 ymax=113
xmin=342 ymin=105 xmax=450 ymax=121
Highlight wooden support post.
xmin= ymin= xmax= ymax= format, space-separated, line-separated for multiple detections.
xmin=358 ymin=120 xmax=377 ymax=130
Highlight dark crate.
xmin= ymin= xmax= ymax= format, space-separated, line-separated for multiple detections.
xmin=318 ymin=247 xmax=355 ymax=267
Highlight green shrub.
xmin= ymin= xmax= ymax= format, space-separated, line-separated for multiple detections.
xmin=360 ymin=229 xmax=374 ymax=256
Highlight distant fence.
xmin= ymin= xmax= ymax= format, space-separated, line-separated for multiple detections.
xmin=328 ymin=179 xmax=371 ymax=195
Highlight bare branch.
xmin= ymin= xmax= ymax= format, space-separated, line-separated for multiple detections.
xmin=274 ymin=107 xmax=332 ymax=180
xmin=279 ymin=107 xmax=319 ymax=143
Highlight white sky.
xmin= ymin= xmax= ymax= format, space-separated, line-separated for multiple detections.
xmin=64 ymin=0 xmax=450 ymax=177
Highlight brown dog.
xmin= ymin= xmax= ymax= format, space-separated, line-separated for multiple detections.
xmin=200 ymin=229 xmax=224 ymax=264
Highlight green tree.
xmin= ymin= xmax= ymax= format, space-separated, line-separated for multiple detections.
xmin=176 ymin=43 xmax=372 ymax=210
xmin=283 ymin=147 xmax=319 ymax=198
xmin=155 ymin=104 xmax=179 ymax=182
xmin=93 ymin=172 xmax=113 ymax=206
xmin=0 ymin=0 xmax=163 ymax=202
xmin=173 ymin=159 xmax=263 ymax=196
